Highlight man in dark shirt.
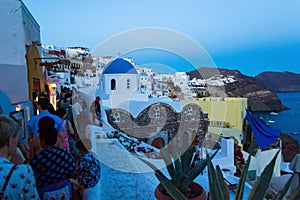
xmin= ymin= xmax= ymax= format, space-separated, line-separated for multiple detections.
xmin=90 ymin=96 xmax=101 ymax=125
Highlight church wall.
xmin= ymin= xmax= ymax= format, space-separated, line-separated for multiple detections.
xmin=106 ymin=102 xmax=209 ymax=147
xmin=104 ymin=74 xmax=138 ymax=96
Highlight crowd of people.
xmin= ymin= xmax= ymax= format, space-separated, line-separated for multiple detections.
xmin=0 ymin=90 xmax=102 ymax=200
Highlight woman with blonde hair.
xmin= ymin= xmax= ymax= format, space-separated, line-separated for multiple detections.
xmin=0 ymin=115 xmax=39 ymax=199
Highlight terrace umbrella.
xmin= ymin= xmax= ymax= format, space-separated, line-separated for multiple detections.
xmin=289 ymin=154 xmax=300 ymax=173
xmin=289 ymin=154 xmax=300 ymax=197
xmin=47 ymin=75 xmax=63 ymax=84
xmin=269 ymin=154 xmax=300 ymax=197
xmin=246 ymin=109 xmax=280 ymax=149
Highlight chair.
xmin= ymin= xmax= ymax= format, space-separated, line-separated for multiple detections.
xmin=224 ymin=177 xmax=237 ymax=192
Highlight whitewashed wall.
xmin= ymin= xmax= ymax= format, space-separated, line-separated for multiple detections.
xmin=243 ymin=148 xmax=281 ymax=178
xmin=0 ymin=0 xmax=26 ymax=66
xmin=0 ymin=0 xmax=40 ymax=104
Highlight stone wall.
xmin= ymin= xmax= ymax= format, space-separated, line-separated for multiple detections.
xmin=105 ymin=102 xmax=209 ymax=148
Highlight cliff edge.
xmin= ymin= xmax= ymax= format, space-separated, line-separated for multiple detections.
xmin=187 ymin=68 xmax=288 ymax=112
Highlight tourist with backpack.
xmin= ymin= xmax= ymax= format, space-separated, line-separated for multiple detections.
xmin=61 ymin=97 xmax=77 ymax=134
xmin=90 ymin=96 xmax=102 ymax=126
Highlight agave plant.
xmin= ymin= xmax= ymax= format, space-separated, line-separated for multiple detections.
xmin=207 ymin=150 xmax=298 ymax=200
xmin=140 ymin=140 xmax=219 ymax=200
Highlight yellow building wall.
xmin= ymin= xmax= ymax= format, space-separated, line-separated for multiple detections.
xmin=184 ymin=97 xmax=247 ymax=140
xmin=26 ymin=43 xmax=45 ymax=101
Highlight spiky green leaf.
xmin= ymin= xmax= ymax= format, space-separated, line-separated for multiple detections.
xmin=216 ymin=165 xmax=230 ymax=200
xmin=235 ymin=153 xmax=251 ymax=200
xmin=155 ymin=172 xmax=188 ymax=200
xmin=207 ymin=154 xmax=222 ymax=200
xmin=185 ymin=149 xmax=219 ymax=187
xmin=180 ymin=146 xmax=195 ymax=175
xmin=171 ymin=141 xmax=183 ymax=184
xmin=249 ymin=151 xmax=280 ymax=200
xmin=139 ymin=156 xmax=188 ymax=199
xmin=286 ymin=185 xmax=300 ymax=200
xmin=161 ymin=146 xmax=176 ymax=180
xmin=273 ymin=173 xmax=294 ymax=200
xmin=139 ymin=157 xmax=168 ymax=179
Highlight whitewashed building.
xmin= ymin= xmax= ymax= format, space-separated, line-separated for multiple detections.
xmin=139 ymin=71 xmax=151 ymax=92
xmin=93 ymin=58 xmax=209 ymax=147
xmin=0 ymin=0 xmax=41 ymax=149
xmin=81 ymin=58 xmax=243 ymax=199
xmin=173 ymin=72 xmax=190 ymax=97
xmin=96 ymin=58 xmax=148 ymax=107
xmin=0 ymin=0 xmax=40 ymax=113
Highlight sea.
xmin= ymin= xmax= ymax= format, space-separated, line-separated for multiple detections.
xmin=256 ymin=92 xmax=300 ymax=144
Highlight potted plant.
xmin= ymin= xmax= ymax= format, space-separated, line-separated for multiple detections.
xmin=207 ymin=150 xmax=298 ymax=200
xmin=140 ymin=141 xmax=219 ymax=200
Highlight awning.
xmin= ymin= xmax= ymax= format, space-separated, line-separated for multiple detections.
xmin=289 ymin=154 xmax=300 ymax=173
xmin=246 ymin=109 xmax=280 ymax=149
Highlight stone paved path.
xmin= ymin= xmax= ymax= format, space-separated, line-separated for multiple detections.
xmin=95 ymin=139 xmax=160 ymax=199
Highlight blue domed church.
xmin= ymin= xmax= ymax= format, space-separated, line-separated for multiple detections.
xmin=96 ymin=58 xmax=148 ymax=107
xmin=95 ymin=57 xmax=208 ymax=149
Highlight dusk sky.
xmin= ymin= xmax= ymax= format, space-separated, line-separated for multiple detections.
xmin=22 ymin=0 xmax=300 ymax=76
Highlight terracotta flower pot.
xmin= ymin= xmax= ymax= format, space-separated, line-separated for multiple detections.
xmin=154 ymin=182 xmax=206 ymax=200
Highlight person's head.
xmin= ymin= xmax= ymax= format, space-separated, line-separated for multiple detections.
xmin=39 ymin=92 xmax=48 ymax=98
xmin=55 ymin=107 xmax=67 ymax=119
xmin=76 ymin=138 xmax=92 ymax=154
xmin=38 ymin=116 xmax=57 ymax=147
xmin=38 ymin=97 xmax=50 ymax=110
xmin=48 ymin=103 xmax=56 ymax=114
xmin=96 ymin=96 xmax=100 ymax=102
xmin=64 ymin=97 xmax=71 ymax=104
xmin=0 ymin=115 xmax=19 ymax=153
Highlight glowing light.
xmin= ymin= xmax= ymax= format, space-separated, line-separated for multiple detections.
xmin=16 ymin=105 xmax=21 ymax=111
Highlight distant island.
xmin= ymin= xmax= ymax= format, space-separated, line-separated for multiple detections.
xmin=187 ymin=68 xmax=300 ymax=112
xmin=255 ymin=71 xmax=300 ymax=92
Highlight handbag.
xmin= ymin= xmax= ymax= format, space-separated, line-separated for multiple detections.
xmin=66 ymin=119 xmax=79 ymax=141
xmin=0 ymin=165 xmax=16 ymax=199
xmin=66 ymin=120 xmax=81 ymax=160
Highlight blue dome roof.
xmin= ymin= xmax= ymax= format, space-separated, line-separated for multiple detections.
xmin=102 ymin=58 xmax=137 ymax=74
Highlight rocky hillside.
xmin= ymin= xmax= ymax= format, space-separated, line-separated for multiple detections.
xmin=255 ymin=71 xmax=300 ymax=92
xmin=187 ymin=67 xmax=288 ymax=112
xmin=281 ymin=133 xmax=300 ymax=162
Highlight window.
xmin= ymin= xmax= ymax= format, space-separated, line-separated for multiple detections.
xmin=33 ymin=78 xmax=40 ymax=91
xmin=154 ymin=106 xmax=160 ymax=118
xmin=210 ymin=121 xmax=225 ymax=127
xmin=101 ymin=80 xmax=104 ymax=90
xmin=127 ymin=79 xmax=130 ymax=89
xmin=187 ymin=106 xmax=193 ymax=115
xmin=217 ymin=121 xmax=225 ymax=127
xmin=111 ymin=79 xmax=116 ymax=90
xmin=113 ymin=112 xmax=121 ymax=122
